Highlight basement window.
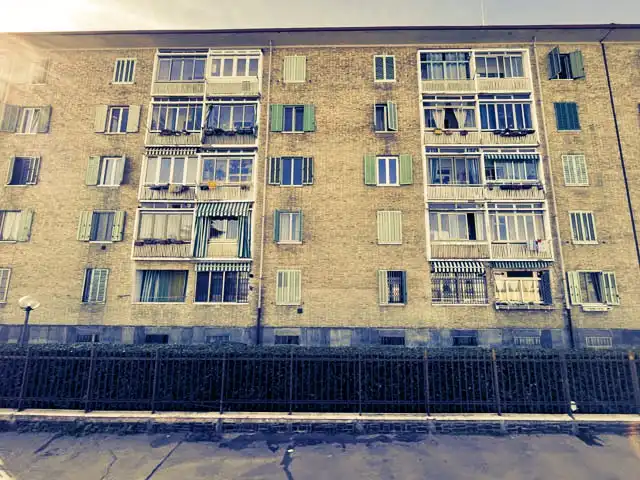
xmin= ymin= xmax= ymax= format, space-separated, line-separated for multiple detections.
xmin=275 ymin=335 xmax=300 ymax=345
xmin=145 ymin=334 xmax=169 ymax=344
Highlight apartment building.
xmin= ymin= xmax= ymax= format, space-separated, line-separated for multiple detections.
xmin=0 ymin=25 xmax=638 ymax=348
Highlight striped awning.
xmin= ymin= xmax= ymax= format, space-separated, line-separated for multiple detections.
xmin=431 ymin=261 xmax=485 ymax=274
xmin=195 ymin=261 xmax=252 ymax=272
xmin=196 ymin=202 xmax=251 ymax=217
xmin=484 ymin=153 xmax=539 ymax=161
xmin=490 ymin=260 xmax=552 ymax=270
xmin=146 ymin=147 xmax=198 ymax=156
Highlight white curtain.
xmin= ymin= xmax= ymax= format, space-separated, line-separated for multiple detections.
xmin=433 ymin=109 xmax=445 ymax=129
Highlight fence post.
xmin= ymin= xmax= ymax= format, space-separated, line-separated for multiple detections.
xmin=358 ymin=353 xmax=363 ymax=416
xmin=559 ymin=351 xmax=573 ymax=417
xmin=423 ymin=349 xmax=430 ymax=416
xmin=288 ymin=350 xmax=294 ymax=415
xmin=491 ymin=349 xmax=502 ymax=415
xmin=150 ymin=348 xmax=160 ymax=414
xmin=219 ymin=352 xmax=227 ymax=415
xmin=628 ymin=351 xmax=640 ymax=414
xmin=17 ymin=346 xmax=31 ymax=412
xmin=84 ymin=345 xmax=97 ymax=413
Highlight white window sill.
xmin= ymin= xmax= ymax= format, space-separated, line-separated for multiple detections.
xmin=96 ymin=184 xmax=121 ymax=188
xmin=154 ymin=80 xmax=204 ymax=83
xmin=277 ymin=241 xmax=302 ymax=245
xmin=378 ymin=242 xmax=402 ymax=245
xmin=580 ymin=303 xmax=613 ymax=312
xmin=5 ymin=184 xmax=34 ymax=188
xmin=278 ymin=184 xmax=305 ymax=188
xmin=431 ymin=303 xmax=488 ymax=307
xmin=379 ymin=303 xmax=406 ymax=307
xmin=0 ymin=240 xmax=18 ymax=244
xmin=111 ymin=82 xmax=135 ymax=85
xmin=280 ymin=131 xmax=306 ymax=134
xmin=374 ymin=79 xmax=396 ymax=83
xmin=283 ymin=80 xmax=306 ymax=84
xmin=276 ymin=303 xmax=302 ymax=306
xmin=376 ymin=183 xmax=400 ymax=187
xmin=193 ymin=301 xmax=249 ymax=305
xmin=89 ymin=241 xmax=114 ymax=244
xmin=81 ymin=302 xmax=106 ymax=305
xmin=104 ymin=132 xmax=127 ymax=135
xmin=564 ymin=184 xmax=590 ymax=187
xmin=557 ymin=130 xmax=581 ymax=133
xmin=15 ymin=132 xmax=38 ymax=135
xmin=572 ymin=240 xmax=598 ymax=245
xmin=374 ymin=130 xmax=397 ymax=134
xmin=132 ymin=302 xmax=187 ymax=305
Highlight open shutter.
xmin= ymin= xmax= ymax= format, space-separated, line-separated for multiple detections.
xmin=85 ymin=156 xmax=101 ymax=185
xmin=126 ymin=105 xmax=141 ymax=133
xmin=0 ymin=269 xmax=10 ymax=302
xmin=94 ymin=105 xmax=108 ymax=133
xmin=401 ymin=271 xmax=407 ymax=304
xmin=399 ymin=154 xmax=413 ymax=185
xmin=575 ymin=156 xmax=588 ymax=185
xmin=270 ymin=104 xmax=284 ymax=132
xmin=115 ymin=156 xmax=126 ymax=185
xmin=386 ymin=101 xmax=398 ymax=131
xmin=291 ymin=270 xmax=301 ymax=304
xmin=566 ymin=271 xmax=582 ymax=305
xmin=111 ymin=211 xmax=126 ymax=241
xmin=29 ymin=157 xmax=41 ymax=184
xmin=364 ymin=154 xmax=377 ymax=185
xmin=547 ymin=46 xmax=561 ymax=79
xmin=273 ymin=209 xmax=281 ymax=242
xmin=540 ymin=271 xmax=553 ymax=305
xmin=16 ymin=209 xmax=33 ymax=242
xmin=298 ymin=210 xmax=304 ymax=242
xmin=602 ymin=272 xmax=619 ymax=305
xmin=77 ymin=211 xmax=93 ymax=241
xmin=0 ymin=104 xmax=21 ymax=132
xmin=5 ymin=156 xmax=15 ymax=185
xmin=303 ymin=157 xmax=313 ymax=184
xmin=303 ymin=104 xmax=316 ymax=132
xmin=569 ymin=51 xmax=585 ymax=79
xmin=269 ymin=157 xmax=281 ymax=185
xmin=93 ymin=269 xmax=109 ymax=303
xmin=378 ymin=270 xmax=389 ymax=305
xmin=37 ymin=106 xmax=51 ymax=133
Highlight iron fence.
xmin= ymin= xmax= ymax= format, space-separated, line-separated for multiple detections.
xmin=0 ymin=344 xmax=639 ymax=415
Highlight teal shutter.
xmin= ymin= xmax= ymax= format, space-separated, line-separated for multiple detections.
xmin=555 ymin=103 xmax=580 ymax=131
xmin=85 ymin=156 xmax=101 ymax=185
xmin=386 ymin=101 xmax=398 ymax=131
xmin=270 ymin=105 xmax=284 ymax=132
xmin=111 ymin=211 xmax=125 ymax=241
xmin=548 ymin=46 xmax=561 ymax=79
xmin=37 ymin=106 xmax=51 ymax=133
xmin=303 ymin=104 xmax=316 ymax=132
xmin=16 ymin=209 xmax=33 ymax=242
xmin=273 ymin=209 xmax=281 ymax=242
xmin=401 ymin=271 xmax=407 ymax=304
xmin=303 ymin=157 xmax=313 ymax=184
xmin=567 ymin=103 xmax=580 ymax=130
xmin=77 ymin=211 xmax=93 ymax=241
xmin=399 ymin=154 xmax=413 ymax=185
xmin=298 ymin=210 xmax=304 ymax=242
xmin=269 ymin=157 xmax=281 ymax=184
xmin=554 ymin=103 xmax=566 ymax=130
xmin=364 ymin=154 xmax=377 ymax=185
xmin=569 ymin=51 xmax=585 ymax=79
xmin=374 ymin=56 xmax=384 ymax=80
xmin=385 ymin=56 xmax=395 ymax=80
xmin=566 ymin=271 xmax=582 ymax=305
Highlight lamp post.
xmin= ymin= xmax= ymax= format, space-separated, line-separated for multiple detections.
xmin=18 ymin=295 xmax=40 ymax=346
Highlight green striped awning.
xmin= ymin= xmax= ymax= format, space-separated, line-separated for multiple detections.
xmin=490 ymin=261 xmax=552 ymax=270
xmin=484 ymin=153 xmax=539 ymax=161
xmin=196 ymin=202 xmax=251 ymax=218
xmin=195 ymin=261 xmax=252 ymax=272
xmin=431 ymin=261 xmax=485 ymax=274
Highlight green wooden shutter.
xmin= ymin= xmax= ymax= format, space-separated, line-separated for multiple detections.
xmin=554 ymin=103 xmax=566 ymax=130
xmin=364 ymin=154 xmax=377 ymax=185
xmin=126 ymin=105 xmax=141 ymax=133
xmin=566 ymin=271 xmax=582 ymax=305
xmin=94 ymin=105 xmax=108 ymax=133
xmin=270 ymin=104 xmax=284 ymax=132
xmin=602 ymin=272 xmax=619 ymax=305
xmin=567 ymin=103 xmax=580 ymax=130
xmin=115 ymin=156 xmax=126 ymax=185
xmin=378 ymin=270 xmax=389 ymax=305
xmin=273 ymin=209 xmax=281 ymax=242
xmin=85 ymin=156 xmax=101 ymax=185
xmin=0 ymin=104 xmax=20 ymax=132
xmin=111 ymin=211 xmax=125 ymax=241
xmin=569 ymin=51 xmax=585 ymax=79
xmin=16 ymin=209 xmax=33 ymax=242
xmin=399 ymin=154 xmax=413 ymax=185
xmin=303 ymin=104 xmax=316 ymax=132
xmin=386 ymin=101 xmax=398 ymax=131
xmin=297 ymin=210 xmax=304 ymax=242
xmin=37 ymin=106 xmax=51 ymax=133
xmin=5 ymin=156 xmax=15 ymax=185
xmin=401 ymin=271 xmax=407 ymax=304
xmin=303 ymin=157 xmax=313 ymax=184
xmin=548 ymin=46 xmax=561 ymax=79
xmin=77 ymin=211 xmax=93 ymax=241
xmin=269 ymin=157 xmax=281 ymax=185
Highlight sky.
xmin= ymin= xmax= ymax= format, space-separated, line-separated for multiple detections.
xmin=1 ymin=0 xmax=639 ymax=32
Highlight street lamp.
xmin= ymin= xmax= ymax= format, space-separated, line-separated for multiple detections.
xmin=18 ymin=295 xmax=40 ymax=346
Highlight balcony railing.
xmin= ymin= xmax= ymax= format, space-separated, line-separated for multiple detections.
xmin=484 ymin=184 xmax=545 ymax=201
xmin=206 ymin=77 xmax=260 ymax=96
xmin=151 ymin=81 xmax=205 ymax=96
xmin=423 ymin=130 xmax=538 ymax=146
xmin=146 ymin=132 xmax=201 ymax=146
xmin=426 ymin=184 xmax=545 ymax=201
xmin=421 ymin=77 xmax=530 ymax=94
xmin=133 ymin=242 xmax=192 ymax=258
xmin=430 ymin=242 xmax=490 ymax=259
xmin=421 ymin=79 xmax=476 ymax=93
xmin=202 ymin=130 xmax=258 ymax=146
xmin=140 ymin=185 xmax=197 ymax=201
xmin=197 ymin=184 xmax=253 ymax=201
xmin=491 ymin=241 xmax=553 ymax=260
xmin=476 ymin=77 xmax=530 ymax=92
xmin=206 ymin=241 xmax=238 ymax=258
xmin=426 ymin=185 xmax=485 ymax=201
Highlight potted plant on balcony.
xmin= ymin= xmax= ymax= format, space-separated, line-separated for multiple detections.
xmin=460 ymin=130 xmax=468 ymax=136
xmin=433 ymin=128 xmax=443 ymax=135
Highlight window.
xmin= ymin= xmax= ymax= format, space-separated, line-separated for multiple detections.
xmin=374 ymin=102 xmax=398 ymax=132
xmin=205 ymin=103 xmax=256 ymax=132
xmin=423 ymin=96 xmax=476 ymax=130
xmin=85 ymin=156 xmax=124 ymax=187
xmin=210 ymin=56 xmax=259 ymax=77
xmin=274 ymin=210 xmax=303 ymax=243
xmin=150 ymin=101 xmax=203 ymax=133
xmin=377 ymin=211 xmax=402 ymax=244
xmin=485 ymin=155 xmax=539 ymax=182
xmin=138 ymin=212 xmax=193 ymax=241
xmin=206 ymin=335 xmax=231 ymax=344
xmin=136 ymin=270 xmax=188 ymax=303
xmin=145 ymin=334 xmax=169 ymax=344
xmin=479 ymin=94 xmax=533 ymax=131
xmin=429 ymin=204 xmax=486 ymax=241
xmin=379 ymin=335 xmax=405 ymax=346
xmin=475 ymin=52 xmax=525 ymax=78
xmin=113 ymin=58 xmax=136 ymax=84
xmin=17 ymin=107 xmax=41 ymax=134
xmin=554 ymin=102 xmax=580 ymax=131
xmin=77 ymin=211 xmax=125 ymax=243
xmin=269 ymin=157 xmax=313 ymax=186
xmin=562 ymin=154 xmax=588 ymax=186
xmin=0 ymin=268 xmax=11 ymax=303
xmin=209 ymin=219 xmax=238 ymax=242
xmin=489 ymin=203 xmax=545 ymax=242
xmin=7 ymin=157 xmax=40 ymax=185
xmin=275 ymin=335 xmax=300 ymax=345
xmin=145 ymin=157 xmax=198 ymax=185
xmin=106 ymin=106 xmax=129 ymax=133
xmin=431 ymin=272 xmax=487 ymax=304
xmin=0 ymin=210 xmax=32 ymax=242
xmin=585 ymin=336 xmax=613 ymax=349
xmin=202 ymin=157 xmax=253 ymax=184
xmin=567 ymin=271 xmax=619 ymax=306
xmin=76 ymin=334 xmax=100 ymax=343
xmin=570 ymin=211 xmax=597 ymax=244
xmin=283 ymin=56 xmax=306 ymax=82
xmin=276 ymin=270 xmax=301 ymax=305
xmin=195 ymin=271 xmax=249 ymax=303
xmin=82 ymin=268 xmax=109 ymax=304
xmin=378 ymin=270 xmax=406 ymax=305
xmin=429 ymin=157 xmax=480 ymax=185
xmin=91 ymin=212 xmax=115 ymax=242
xmin=513 ymin=335 xmax=541 ymax=346
xmin=548 ymin=48 xmax=585 ymax=80
xmin=270 ymin=104 xmax=315 ymax=133
xmin=494 ymin=270 xmax=552 ymax=305
xmin=377 ymin=157 xmax=398 ymax=186
xmin=364 ymin=154 xmax=413 ymax=186
xmin=420 ymin=52 xmax=470 ymax=80
xmin=156 ymin=56 xmax=206 ymax=81
xmin=374 ymin=55 xmax=395 ymax=81
xmin=284 ymin=105 xmax=304 ymax=132
xmin=452 ymin=335 xmax=478 ymax=347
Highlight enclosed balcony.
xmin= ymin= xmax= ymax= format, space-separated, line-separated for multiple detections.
xmin=132 ymin=210 xmax=194 ymax=259
xmin=193 ymin=202 xmax=252 ymax=260
xmin=206 ymin=53 xmax=261 ymax=97
xmin=140 ymin=156 xmax=198 ymax=202
xmin=152 ymin=55 xmax=206 ymax=96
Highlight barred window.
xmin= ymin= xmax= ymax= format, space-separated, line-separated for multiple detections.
xmin=431 ymin=272 xmax=487 ymax=304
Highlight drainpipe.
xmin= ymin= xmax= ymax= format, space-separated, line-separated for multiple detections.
xmin=600 ymin=31 xmax=640 ymax=268
xmin=255 ymin=40 xmax=274 ymax=345
xmin=531 ymin=37 xmax=575 ymax=348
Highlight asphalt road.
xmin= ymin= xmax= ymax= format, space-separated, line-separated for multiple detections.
xmin=0 ymin=431 xmax=639 ymax=479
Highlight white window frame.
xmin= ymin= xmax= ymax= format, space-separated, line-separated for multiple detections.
xmin=376 ymin=156 xmax=399 ymax=186
xmin=0 ymin=210 xmax=20 ymax=241
xmin=0 ymin=268 xmax=11 ymax=303
xmin=17 ymin=107 xmax=41 ymax=134
xmin=276 ymin=269 xmax=302 ymax=306
xmin=145 ymin=156 xmax=199 ymax=185
xmin=205 ymin=103 xmax=257 ymax=131
xmin=489 ymin=204 xmax=546 ymax=243
xmin=277 ymin=212 xmax=302 ymax=244
xmin=7 ymin=156 xmax=39 ymax=185
xmin=429 ymin=210 xmax=486 ymax=241
xmin=479 ymin=94 xmax=534 ymax=131
xmin=423 ymin=95 xmax=476 ymax=130
xmin=283 ymin=105 xmax=305 ymax=133
xmin=156 ymin=56 xmax=206 ymax=82
xmin=475 ymin=52 xmax=525 ymax=79
xmin=135 ymin=270 xmax=188 ymax=303
xmin=194 ymin=270 xmax=250 ymax=304
xmin=201 ymin=157 xmax=253 ymax=184
xmin=82 ymin=268 xmax=109 ymax=304
xmin=562 ymin=154 xmax=589 ymax=186
xmin=420 ymin=51 xmax=471 ymax=80
xmin=137 ymin=211 xmax=193 ymax=242
xmin=209 ymin=218 xmax=239 ymax=242
xmin=374 ymin=104 xmax=392 ymax=132
xmin=112 ymin=58 xmax=136 ymax=84
xmin=106 ymin=106 xmax=129 ymax=134
xmin=209 ymin=56 xmax=260 ymax=78
xmin=569 ymin=211 xmax=597 ymax=244
xmin=429 ymin=156 xmax=481 ymax=185
xmin=150 ymin=101 xmax=203 ymax=133
xmin=97 ymin=157 xmax=123 ymax=187
xmin=374 ymin=55 xmax=396 ymax=82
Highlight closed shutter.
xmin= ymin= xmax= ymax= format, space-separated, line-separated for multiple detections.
xmin=562 ymin=155 xmax=576 ymax=185
xmin=540 ymin=271 xmax=553 ymax=305
xmin=554 ymin=103 xmax=567 ymax=130
xmin=386 ymin=101 xmax=398 ymax=131
xmin=385 ymin=56 xmax=395 ymax=80
xmin=77 ymin=211 xmax=93 ymax=241
xmin=115 ymin=156 xmax=126 ymax=185
xmin=283 ymin=56 xmax=306 ymax=82
xmin=378 ymin=270 xmax=389 ymax=305
xmin=0 ymin=104 xmax=21 ymax=132
xmin=88 ymin=269 xmax=109 ymax=303
xmin=364 ymin=154 xmax=377 ymax=185
xmin=111 ymin=210 xmax=126 ymax=241
xmin=85 ymin=156 xmax=101 ymax=185
xmin=302 ymin=104 xmax=315 ymax=132
xmin=126 ymin=105 xmax=141 ymax=133
xmin=566 ymin=271 xmax=582 ymax=305
xmin=0 ymin=269 xmax=11 ymax=302
xmin=377 ymin=211 xmax=402 ymax=244
xmin=94 ymin=105 xmax=108 ymax=133
xmin=574 ymin=155 xmax=588 ymax=185
xmin=302 ymin=157 xmax=313 ymax=184
xmin=269 ymin=157 xmax=281 ymax=185
xmin=602 ymin=272 xmax=619 ymax=305
xmin=5 ymin=156 xmax=15 ymax=185
xmin=547 ymin=46 xmax=562 ymax=79
xmin=569 ymin=51 xmax=585 ymax=79
xmin=270 ymin=104 xmax=284 ymax=132
xmin=273 ymin=209 xmax=281 ymax=242
xmin=399 ymin=154 xmax=413 ymax=185
xmin=401 ymin=271 xmax=407 ymax=304
xmin=566 ymin=103 xmax=580 ymax=130
xmin=276 ymin=270 xmax=301 ymax=305
xmin=16 ymin=209 xmax=33 ymax=242
xmin=374 ymin=56 xmax=384 ymax=80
